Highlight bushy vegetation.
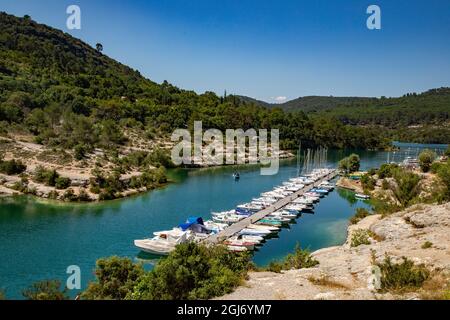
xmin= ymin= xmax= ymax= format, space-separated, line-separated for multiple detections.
xmin=81 ymin=243 xmax=251 ymax=300
xmin=418 ymin=149 xmax=437 ymax=172
xmin=22 ymin=280 xmax=69 ymax=300
xmin=361 ymin=174 xmax=376 ymax=191
xmin=263 ymin=244 xmax=319 ymax=273
xmin=33 ymin=166 xmax=71 ymax=188
xmin=375 ymin=256 xmax=430 ymax=292
xmin=349 ymin=208 xmax=371 ymax=225
xmin=81 ymin=256 xmax=144 ymax=300
xmin=421 ymin=241 xmax=433 ymax=249
xmin=351 ymin=229 xmax=372 ymax=247
xmin=0 ymin=155 xmax=26 ymax=175
xmin=129 ymin=243 xmax=251 ymax=300
xmin=339 ymin=154 xmax=360 ymax=174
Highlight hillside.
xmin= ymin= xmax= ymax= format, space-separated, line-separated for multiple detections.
xmin=241 ymin=89 xmax=450 ymax=144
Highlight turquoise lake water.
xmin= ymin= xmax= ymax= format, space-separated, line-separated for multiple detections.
xmin=0 ymin=143 xmax=447 ymax=299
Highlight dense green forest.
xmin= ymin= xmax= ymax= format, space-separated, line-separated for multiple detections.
xmin=0 ymin=12 xmax=446 ymax=157
xmin=240 ymin=90 xmax=450 ymax=144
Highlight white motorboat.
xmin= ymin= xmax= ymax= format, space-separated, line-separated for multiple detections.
xmin=223 ymin=239 xmax=255 ymax=250
xmin=227 ymin=245 xmax=248 ymax=252
xmin=268 ymin=211 xmax=297 ymax=219
xmin=239 ymin=228 xmax=272 ymax=236
xmin=134 ymin=231 xmax=189 ymax=255
xmin=247 ymin=224 xmax=279 ymax=232
xmin=212 ymin=214 xmax=245 ymax=224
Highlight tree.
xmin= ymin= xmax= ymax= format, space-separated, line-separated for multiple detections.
xmin=418 ymin=149 xmax=437 ymax=172
xmin=339 ymin=154 xmax=360 ymax=174
xmin=444 ymin=146 xmax=450 ymax=157
xmin=22 ymin=280 xmax=69 ymax=300
xmin=81 ymin=256 xmax=143 ymax=300
xmin=96 ymin=43 xmax=103 ymax=53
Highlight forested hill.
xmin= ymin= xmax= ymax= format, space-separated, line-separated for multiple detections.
xmin=239 ymin=95 xmax=376 ymax=113
xmin=0 ymin=12 xmax=447 ymax=153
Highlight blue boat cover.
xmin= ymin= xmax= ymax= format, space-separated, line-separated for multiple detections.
xmin=179 ymin=217 xmax=205 ymax=231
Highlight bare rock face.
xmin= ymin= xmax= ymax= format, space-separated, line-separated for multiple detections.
xmin=218 ymin=202 xmax=450 ymax=300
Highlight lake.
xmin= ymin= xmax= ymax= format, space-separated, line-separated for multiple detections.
xmin=0 ymin=142 xmax=447 ymax=299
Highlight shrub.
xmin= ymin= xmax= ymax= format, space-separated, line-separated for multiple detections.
xmin=378 ymin=163 xmax=398 ymax=179
xmin=376 ymin=256 xmax=430 ymax=292
xmin=351 ymin=229 xmax=372 ymax=247
xmin=263 ymin=244 xmax=319 ymax=272
xmin=436 ymin=162 xmax=450 ymax=201
xmin=265 ymin=261 xmax=283 ymax=273
xmin=381 ymin=179 xmax=390 ymax=190
xmin=418 ymin=149 xmax=437 ymax=173
xmin=33 ymin=166 xmax=59 ymax=186
xmin=339 ymin=154 xmax=360 ymax=174
xmin=22 ymin=280 xmax=69 ymax=300
xmin=392 ymin=169 xmax=421 ymax=208
xmin=350 ymin=208 xmax=371 ymax=225
xmin=361 ymin=174 xmax=376 ymax=191
xmin=78 ymin=189 xmax=90 ymax=202
xmin=81 ymin=257 xmax=144 ymax=300
xmin=421 ymin=241 xmax=433 ymax=249
xmin=127 ymin=243 xmax=251 ymax=300
xmin=0 ymin=158 xmax=26 ymax=175
xmin=55 ymin=177 xmax=71 ymax=189
xmin=63 ymin=189 xmax=77 ymax=201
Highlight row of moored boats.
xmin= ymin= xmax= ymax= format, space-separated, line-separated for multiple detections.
xmin=134 ymin=168 xmax=335 ymax=255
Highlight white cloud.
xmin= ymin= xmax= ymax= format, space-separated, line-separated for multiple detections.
xmin=272 ymin=96 xmax=287 ymax=103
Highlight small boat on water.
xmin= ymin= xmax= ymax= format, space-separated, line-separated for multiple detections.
xmin=134 ymin=230 xmax=189 ymax=255
xmin=239 ymin=228 xmax=271 ymax=236
xmin=248 ymin=224 xmax=279 ymax=232
xmin=227 ymin=245 xmax=247 ymax=252
xmin=233 ymin=172 xmax=240 ymax=180
xmin=355 ymin=193 xmax=370 ymax=200
xmin=223 ymin=239 xmax=255 ymax=250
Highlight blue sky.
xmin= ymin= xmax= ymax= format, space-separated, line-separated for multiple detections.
xmin=1 ymin=0 xmax=450 ymax=102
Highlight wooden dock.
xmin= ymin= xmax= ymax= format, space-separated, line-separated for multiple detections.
xmin=205 ymin=169 xmax=338 ymax=244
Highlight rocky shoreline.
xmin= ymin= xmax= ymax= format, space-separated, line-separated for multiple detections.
xmin=219 ymin=202 xmax=450 ymax=300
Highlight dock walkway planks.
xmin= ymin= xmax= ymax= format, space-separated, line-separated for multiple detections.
xmin=205 ymin=170 xmax=338 ymax=244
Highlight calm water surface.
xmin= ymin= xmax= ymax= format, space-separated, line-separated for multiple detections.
xmin=0 ymin=143 xmax=447 ymax=298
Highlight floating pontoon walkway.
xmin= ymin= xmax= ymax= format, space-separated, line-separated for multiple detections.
xmin=204 ymin=169 xmax=338 ymax=244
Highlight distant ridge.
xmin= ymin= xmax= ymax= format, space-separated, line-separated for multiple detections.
xmin=238 ymin=95 xmax=377 ymax=112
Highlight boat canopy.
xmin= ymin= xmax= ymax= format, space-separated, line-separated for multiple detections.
xmin=178 ymin=217 xmax=208 ymax=232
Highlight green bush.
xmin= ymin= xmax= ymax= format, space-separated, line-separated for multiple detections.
xmin=127 ymin=243 xmax=251 ymax=300
xmin=55 ymin=177 xmax=71 ymax=189
xmin=22 ymin=280 xmax=69 ymax=300
xmin=421 ymin=241 xmax=433 ymax=249
xmin=419 ymin=149 xmax=437 ymax=173
xmin=351 ymin=229 xmax=372 ymax=247
xmin=376 ymin=256 xmax=430 ymax=292
xmin=82 ymin=256 xmax=144 ymax=300
xmin=339 ymin=154 xmax=360 ymax=174
xmin=263 ymin=244 xmax=319 ymax=272
xmin=436 ymin=162 xmax=450 ymax=201
xmin=361 ymin=174 xmax=376 ymax=191
xmin=392 ymin=168 xmax=421 ymax=208
xmin=350 ymin=208 xmax=371 ymax=225
xmin=0 ymin=158 xmax=26 ymax=175
xmin=378 ymin=163 xmax=398 ymax=179
xmin=33 ymin=166 xmax=59 ymax=186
